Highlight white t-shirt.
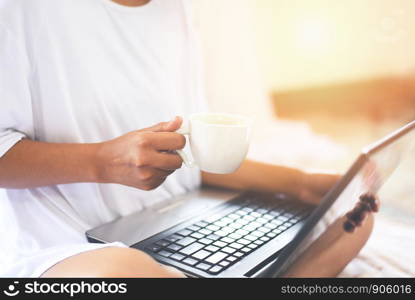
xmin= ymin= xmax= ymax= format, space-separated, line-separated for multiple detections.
xmin=0 ymin=0 xmax=206 ymax=276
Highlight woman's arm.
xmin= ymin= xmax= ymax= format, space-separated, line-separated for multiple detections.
xmin=0 ymin=118 xmax=185 ymax=190
xmin=202 ymin=159 xmax=340 ymax=204
xmin=0 ymin=140 xmax=100 ymax=188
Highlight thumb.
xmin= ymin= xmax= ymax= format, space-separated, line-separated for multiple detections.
xmin=142 ymin=116 xmax=183 ymax=133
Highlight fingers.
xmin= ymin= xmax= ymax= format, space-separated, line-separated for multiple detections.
xmin=304 ymin=172 xmax=342 ymax=196
xmin=343 ymin=193 xmax=379 ymax=233
xmin=148 ymin=132 xmax=186 ymax=151
xmin=297 ymin=188 xmax=323 ymax=206
xmin=150 ymin=151 xmax=183 ymax=170
xmin=142 ymin=117 xmax=183 ymax=133
xmin=360 ymin=193 xmax=380 ymax=212
xmin=135 ymin=167 xmax=173 ymax=190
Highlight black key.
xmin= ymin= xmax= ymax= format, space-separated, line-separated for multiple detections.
xmin=206 ymin=234 xmax=221 ymax=241
xmin=205 ymin=252 xmax=228 ymax=264
xmin=176 ymin=237 xmax=196 ymax=247
xmin=183 ymin=257 xmax=198 ymax=266
xmin=158 ymin=250 xmax=173 ymax=258
xmin=167 ymin=244 xmax=182 ymax=251
xmin=146 ymin=245 xmax=161 ymax=252
xmin=196 ymin=263 xmax=211 ymax=271
xmin=191 ymin=232 xmax=204 ymax=239
xmin=155 ymin=240 xmax=170 ymax=247
xmin=170 ymin=253 xmax=185 ymax=261
xmin=179 ymin=242 xmax=204 ymax=255
xmin=199 ymin=238 xmax=214 ymax=245
xmin=177 ymin=229 xmax=192 ymax=236
xmin=165 ymin=235 xmax=181 ymax=243
xmin=192 ymin=250 xmax=212 ymax=260
xmin=187 ymin=225 xmax=200 ymax=231
xmin=209 ymin=266 xmax=223 ymax=274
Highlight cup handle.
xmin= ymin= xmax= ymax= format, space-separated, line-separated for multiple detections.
xmin=176 ymin=121 xmax=196 ymax=168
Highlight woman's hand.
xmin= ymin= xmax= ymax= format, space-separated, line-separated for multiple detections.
xmin=96 ymin=117 xmax=185 ymax=190
xmin=294 ymin=171 xmax=342 ymax=205
xmin=343 ymin=193 xmax=379 ymax=232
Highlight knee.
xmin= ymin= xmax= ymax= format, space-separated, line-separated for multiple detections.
xmin=94 ymin=248 xmax=186 ymax=278
xmin=42 ymin=247 xmax=186 ymax=278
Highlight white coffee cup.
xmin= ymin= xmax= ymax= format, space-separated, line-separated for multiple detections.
xmin=176 ymin=113 xmax=252 ymax=174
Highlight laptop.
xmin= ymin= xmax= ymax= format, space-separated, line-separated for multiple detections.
xmin=86 ymin=120 xmax=415 ymax=277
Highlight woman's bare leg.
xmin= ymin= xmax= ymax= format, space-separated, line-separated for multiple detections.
xmin=284 ymin=214 xmax=374 ymax=277
xmin=41 ymin=247 xmax=185 ymax=278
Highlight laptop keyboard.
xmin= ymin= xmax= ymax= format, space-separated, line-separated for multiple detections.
xmin=139 ymin=194 xmax=311 ymax=276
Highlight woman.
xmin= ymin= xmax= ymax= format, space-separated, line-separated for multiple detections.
xmin=0 ymin=0 xmax=374 ymax=277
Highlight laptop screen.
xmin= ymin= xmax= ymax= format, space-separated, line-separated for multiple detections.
xmin=258 ymin=120 xmax=415 ymax=277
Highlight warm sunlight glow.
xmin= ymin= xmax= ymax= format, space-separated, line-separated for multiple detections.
xmin=295 ymin=18 xmax=332 ymax=56
xmin=254 ymin=0 xmax=415 ymax=90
